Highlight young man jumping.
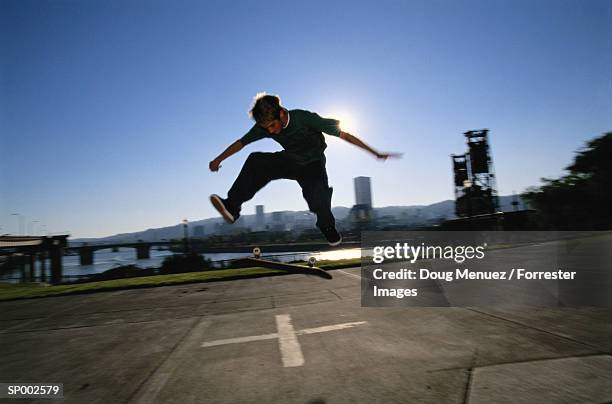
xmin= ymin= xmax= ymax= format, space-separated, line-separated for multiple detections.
xmin=209 ymin=93 xmax=401 ymax=246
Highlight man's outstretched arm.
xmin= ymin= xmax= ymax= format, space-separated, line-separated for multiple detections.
xmin=339 ymin=131 xmax=402 ymax=160
xmin=209 ymin=140 xmax=244 ymax=171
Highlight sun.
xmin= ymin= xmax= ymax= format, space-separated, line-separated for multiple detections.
xmin=329 ymin=110 xmax=358 ymax=134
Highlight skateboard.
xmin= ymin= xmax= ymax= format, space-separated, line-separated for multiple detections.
xmin=233 ymin=248 xmax=332 ymax=279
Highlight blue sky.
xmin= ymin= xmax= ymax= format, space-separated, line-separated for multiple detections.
xmin=1 ymin=0 xmax=610 ymax=238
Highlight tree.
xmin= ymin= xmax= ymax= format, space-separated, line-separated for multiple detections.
xmin=523 ymin=132 xmax=612 ymax=229
xmin=160 ymin=253 xmax=212 ymax=274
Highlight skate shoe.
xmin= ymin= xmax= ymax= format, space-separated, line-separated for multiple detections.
xmin=210 ymin=194 xmax=239 ymax=224
xmin=321 ymin=226 xmax=342 ymax=246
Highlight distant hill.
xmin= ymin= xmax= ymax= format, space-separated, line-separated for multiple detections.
xmin=71 ymin=195 xmax=527 ymax=245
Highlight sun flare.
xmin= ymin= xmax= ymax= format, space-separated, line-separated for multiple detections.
xmin=329 ymin=110 xmax=358 ymax=134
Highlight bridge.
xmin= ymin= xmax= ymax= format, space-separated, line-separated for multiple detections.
xmin=0 ymin=235 xmax=69 ymax=284
xmin=65 ymin=241 xmax=176 ymax=266
xmin=2 ymin=237 xmax=360 ymax=284
xmin=66 ymin=240 xmax=362 ymax=266
xmin=0 ymin=237 xmax=179 ymax=284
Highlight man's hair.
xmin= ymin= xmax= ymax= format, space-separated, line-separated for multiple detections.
xmin=249 ymin=92 xmax=282 ymax=124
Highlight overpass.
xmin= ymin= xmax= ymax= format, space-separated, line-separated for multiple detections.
xmin=0 ymin=235 xmax=69 ymax=284
xmin=65 ymin=241 xmax=176 ymax=265
xmin=0 ymin=237 xmax=176 ymax=284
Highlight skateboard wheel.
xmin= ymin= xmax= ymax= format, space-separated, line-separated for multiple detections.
xmin=253 ymin=247 xmax=261 ymax=258
xmin=308 ymin=256 xmax=316 ymax=267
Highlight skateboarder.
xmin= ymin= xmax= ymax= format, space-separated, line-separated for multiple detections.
xmin=209 ymin=93 xmax=401 ymax=246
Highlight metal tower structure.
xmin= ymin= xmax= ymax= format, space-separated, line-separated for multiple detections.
xmin=451 ymin=129 xmax=500 ymax=217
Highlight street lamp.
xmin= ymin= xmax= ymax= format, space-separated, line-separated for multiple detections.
xmin=11 ymin=213 xmax=24 ymax=235
xmin=182 ymin=219 xmax=189 ymax=254
xmin=29 ymin=220 xmax=40 ymax=236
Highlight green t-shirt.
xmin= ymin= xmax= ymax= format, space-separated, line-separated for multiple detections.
xmin=240 ymin=109 xmax=341 ymax=164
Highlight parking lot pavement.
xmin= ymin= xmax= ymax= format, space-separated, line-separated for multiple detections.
xmin=1 ymin=257 xmax=611 ymax=403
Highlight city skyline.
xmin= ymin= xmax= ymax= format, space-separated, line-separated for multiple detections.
xmin=1 ymin=172 xmax=525 ymax=239
xmin=65 ymin=189 xmax=529 ymax=243
xmin=2 ymin=0 xmax=610 ymax=238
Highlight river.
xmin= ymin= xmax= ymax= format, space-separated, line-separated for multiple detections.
xmin=0 ymin=247 xmax=362 ymax=283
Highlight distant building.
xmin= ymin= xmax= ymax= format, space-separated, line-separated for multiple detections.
xmin=272 ymin=211 xmax=284 ymax=222
xmin=271 ymin=211 xmax=287 ymax=231
xmin=354 ymin=176 xmax=372 ymax=208
xmin=351 ymin=177 xmax=374 ymax=230
xmin=255 ymin=205 xmax=265 ymax=231
xmin=348 ymin=203 xmax=374 ymax=230
xmin=255 ymin=205 xmax=264 ymax=223
xmin=291 ymin=213 xmax=316 ymax=233
xmin=193 ymin=225 xmax=205 ymax=237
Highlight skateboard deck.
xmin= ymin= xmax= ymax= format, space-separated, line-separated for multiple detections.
xmin=234 ymin=257 xmax=332 ymax=280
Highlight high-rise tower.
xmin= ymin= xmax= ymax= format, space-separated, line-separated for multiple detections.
xmin=354 ymin=176 xmax=372 ymax=208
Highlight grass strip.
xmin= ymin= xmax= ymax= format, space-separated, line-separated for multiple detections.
xmin=0 ymin=258 xmax=362 ymax=301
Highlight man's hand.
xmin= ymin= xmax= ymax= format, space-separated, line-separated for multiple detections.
xmin=340 ymin=131 xmax=403 ymax=161
xmin=376 ymin=152 xmax=403 ymax=161
xmin=209 ymin=159 xmax=221 ymax=172
xmin=209 ymin=140 xmax=244 ymax=172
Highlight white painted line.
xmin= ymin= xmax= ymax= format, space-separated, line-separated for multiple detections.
xmin=200 ymin=322 xmax=368 ymax=347
xmin=275 ymin=314 xmax=305 ymax=367
xmin=297 ymin=321 xmax=368 ymax=335
xmin=337 ymin=269 xmax=362 ymax=280
xmin=200 ymin=316 xmax=368 ymax=368
xmin=201 ymin=333 xmax=278 ymax=347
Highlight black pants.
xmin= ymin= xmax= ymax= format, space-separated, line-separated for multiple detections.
xmin=227 ymin=152 xmax=335 ymax=229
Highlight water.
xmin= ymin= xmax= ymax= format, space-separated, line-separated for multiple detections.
xmin=0 ymin=247 xmax=362 ymax=283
